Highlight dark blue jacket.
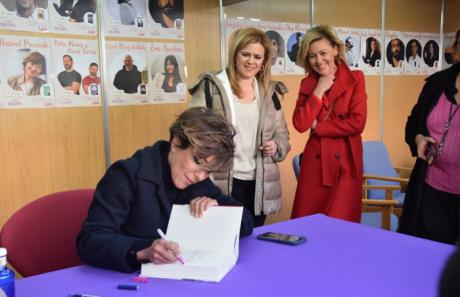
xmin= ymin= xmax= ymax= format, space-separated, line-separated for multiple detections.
xmin=77 ymin=141 xmax=253 ymax=272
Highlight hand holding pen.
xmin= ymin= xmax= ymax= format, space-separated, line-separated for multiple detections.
xmin=156 ymin=229 xmax=185 ymax=264
xmin=135 ymin=229 xmax=184 ymax=265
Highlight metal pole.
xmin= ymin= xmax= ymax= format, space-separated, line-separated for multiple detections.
xmin=97 ymin=0 xmax=112 ymax=169
xmin=219 ymin=0 xmax=226 ymax=70
xmin=310 ymin=0 xmax=314 ymax=27
xmin=379 ymin=0 xmax=386 ymax=141
xmin=439 ymin=0 xmax=444 ymax=71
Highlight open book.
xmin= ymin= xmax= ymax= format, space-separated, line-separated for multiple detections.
xmin=140 ymin=204 xmax=243 ymax=282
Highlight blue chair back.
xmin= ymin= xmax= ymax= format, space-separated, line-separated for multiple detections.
xmin=363 ymin=141 xmax=401 ymax=199
xmin=361 ymin=212 xmax=399 ymax=231
xmin=293 ymin=154 xmax=301 ymax=180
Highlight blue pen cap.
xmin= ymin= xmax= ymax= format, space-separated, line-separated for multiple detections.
xmin=117 ymin=284 xmax=139 ymax=290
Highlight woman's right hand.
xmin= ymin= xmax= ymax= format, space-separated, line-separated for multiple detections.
xmin=136 ymin=239 xmax=181 ymax=264
xmin=313 ymin=69 xmax=336 ymax=99
xmin=415 ymin=134 xmax=436 ymax=160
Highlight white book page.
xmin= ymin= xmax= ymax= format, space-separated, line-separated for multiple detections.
xmin=166 ymin=205 xmax=243 ymax=252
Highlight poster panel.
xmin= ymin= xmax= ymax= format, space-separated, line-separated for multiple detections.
xmin=52 ymin=38 xmax=101 ymax=107
xmin=284 ymin=22 xmax=309 ymax=75
xmin=0 ymin=0 xmax=49 ymax=32
xmin=105 ymin=41 xmax=148 ymax=105
xmin=146 ymin=0 xmax=184 ymax=39
xmin=400 ymin=32 xmax=425 ymax=75
xmin=103 ymin=0 xmax=147 ymax=37
xmin=148 ymin=42 xmax=186 ymax=103
xmin=0 ymin=35 xmax=53 ymax=108
xmin=252 ymin=20 xmax=286 ymax=75
xmin=384 ymin=31 xmax=405 ymax=75
xmin=442 ymin=31 xmax=456 ymax=69
xmin=359 ymin=29 xmax=383 ymax=75
xmin=49 ymin=0 xmax=97 ymax=35
xmin=419 ymin=32 xmax=441 ymax=75
xmin=224 ymin=17 xmax=251 ymax=66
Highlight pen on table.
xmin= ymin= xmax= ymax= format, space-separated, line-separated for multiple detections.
xmin=156 ymin=228 xmax=185 ymax=265
xmin=118 ymin=284 xmax=139 ymax=290
xmin=68 ymin=294 xmax=100 ymax=297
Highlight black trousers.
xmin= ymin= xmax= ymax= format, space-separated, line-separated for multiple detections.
xmin=418 ymin=181 xmax=460 ymax=244
xmin=231 ymin=178 xmax=266 ymax=227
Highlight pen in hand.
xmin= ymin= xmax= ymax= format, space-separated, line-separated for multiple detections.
xmin=156 ymin=228 xmax=185 ymax=265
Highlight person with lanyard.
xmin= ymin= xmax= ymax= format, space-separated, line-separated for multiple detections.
xmin=399 ymin=28 xmax=460 ymax=244
xmin=188 ymin=27 xmax=291 ymax=227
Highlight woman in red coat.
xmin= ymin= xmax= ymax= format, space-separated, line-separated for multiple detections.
xmin=291 ymin=25 xmax=367 ymax=222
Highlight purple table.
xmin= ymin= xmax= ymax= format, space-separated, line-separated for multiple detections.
xmin=16 ymin=214 xmax=454 ymax=297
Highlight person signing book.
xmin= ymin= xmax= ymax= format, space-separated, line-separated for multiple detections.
xmin=77 ymin=107 xmax=253 ymax=272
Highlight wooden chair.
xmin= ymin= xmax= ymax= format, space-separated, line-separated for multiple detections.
xmin=362 ymin=141 xmax=411 ymax=230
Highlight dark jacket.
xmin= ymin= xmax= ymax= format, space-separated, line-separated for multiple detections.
xmin=439 ymin=242 xmax=460 ymax=297
xmin=77 ymin=141 xmax=253 ymax=272
xmin=363 ymin=51 xmax=381 ymax=67
xmin=399 ymin=63 xmax=460 ymax=236
xmin=69 ymin=0 xmax=96 ymax=22
xmin=113 ymin=65 xmax=142 ymax=94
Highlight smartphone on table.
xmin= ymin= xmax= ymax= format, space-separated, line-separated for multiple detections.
xmin=257 ymin=232 xmax=306 ymax=245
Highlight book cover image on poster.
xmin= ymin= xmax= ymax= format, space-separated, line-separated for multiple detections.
xmin=52 ymin=38 xmax=101 ymax=107
xmin=404 ymin=38 xmax=423 ymax=73
xmin=106 ymin=41 xmax=148 ymax=105
xmin=442 ymin=32 xmax=456 ymax=69
xmin=148 ymin=42 xmax=186 ymax=103
xmin=283 ymin=22 xmax=309 ymax=75
xmin=385 ymin=34 xmax=405 ymax=75
xmin=336 ymin=27 xmax=363 ymax=70
xmin=422 ymin=39 xmax=439 ymax=68
xmin=265 ymin=29 xmax=285 ymax=74
xmin=49 ymin=0 xmax=97 ymax=35
xmin=0 ymin=36 xmax=53 ymax=108
xmin=147 ymin=0 xmax=184 ymax=39
xmin=287 ymin=32 xmax=302 ymax=63
xmin=224 ymin=18 xmax=250 ymax=64
xmin=361 ymin=35 xmax=382 ymax=72
xmin=104 ymin=0 xmax=146 ymax=37
xmin=343 ymin=35 xmax=360 ymax=69
xmin=285 ymin=31 xmax=303 ymax=74
xmin=0 ymin=0 xmax=49 ymax=32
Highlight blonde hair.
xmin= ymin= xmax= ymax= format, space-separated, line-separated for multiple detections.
xmin=226 ymin=27 xmax=272 ymax=96
xmin=296 ymin=25 xmax=345 ymax=73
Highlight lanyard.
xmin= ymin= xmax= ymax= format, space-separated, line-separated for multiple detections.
xmin=436 ymin=103 xmax=460 ymax=157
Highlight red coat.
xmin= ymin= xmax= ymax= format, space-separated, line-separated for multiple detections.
xmin=291 ymin=63 xmax=367 ymax=222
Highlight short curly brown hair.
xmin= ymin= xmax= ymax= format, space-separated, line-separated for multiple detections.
xmin=169 ymin=107 xmax=235 ymax=172
xmin=22 ymin=51 xmax=46 ymax=75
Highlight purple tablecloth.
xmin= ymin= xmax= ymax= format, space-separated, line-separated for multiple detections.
xmin=16 ymin=214 xmax=454 ymax=297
